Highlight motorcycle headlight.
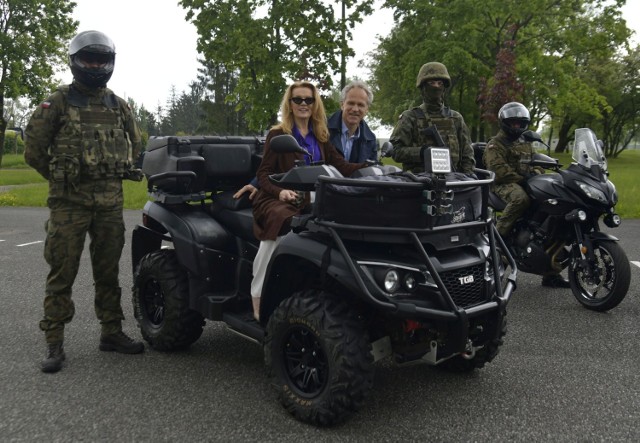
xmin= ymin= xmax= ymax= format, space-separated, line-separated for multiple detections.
xmin=576 ymin=180 xmax=608 ymax=204
xmin=607 ymin=179 xmax=618 ymax=205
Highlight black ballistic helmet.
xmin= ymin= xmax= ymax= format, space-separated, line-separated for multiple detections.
xmin=498 ymin=102 xmax=530 ymax=139
xmin=69 ymin=30 xmax=116 ymax=88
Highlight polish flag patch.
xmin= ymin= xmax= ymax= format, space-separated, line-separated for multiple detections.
xmin=41 ymin=101 xmax=51 ymax=109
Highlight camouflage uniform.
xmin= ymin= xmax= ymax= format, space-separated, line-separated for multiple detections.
xmin=24 ymin=80 xmax=141 ymax=344
xmin=391 ymin=62 xmax=474 ymax=174
xmin=390 ymin=103 xmax=475 ymax=173
xmin=482 ymin=129 xmax=542 ymax=236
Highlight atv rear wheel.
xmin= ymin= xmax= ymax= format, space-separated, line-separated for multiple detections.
xmin=264 ymin=290 xmax=374 ymax=426
xmin=132 ymin=249 xmax=204 ymax=350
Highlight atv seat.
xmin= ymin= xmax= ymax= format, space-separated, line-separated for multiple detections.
xmin=210 ymin=191 xmax=256 ymax=242
xmin=142 ymin=136 xmax=262 ymax=196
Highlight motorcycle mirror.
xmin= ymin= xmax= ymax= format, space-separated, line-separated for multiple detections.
xmin=269 ymin=134 xmax=309 ymax=156
xmin=522 ymin=130 xmax=543 ymax=143
xmin=380 ymin=141 xmax=394 ymax=158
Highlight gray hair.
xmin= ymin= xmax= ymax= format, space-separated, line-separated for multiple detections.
xmin=340 ymin=80 xmax=373 ymax=106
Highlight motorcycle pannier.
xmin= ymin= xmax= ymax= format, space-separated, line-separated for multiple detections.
xmin=313 ymin=172 xmax=481 ymax=228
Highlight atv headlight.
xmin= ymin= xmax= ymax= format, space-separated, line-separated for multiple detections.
xmin=576 ymin=180 xmax=607 ymax=204
xmin=404 ymin=274 xmax=418 ymax=291
xmin=360 ymin=262 xmax=432 ymax=297
xmin=383 ymin=270 xmax=400 ymax=293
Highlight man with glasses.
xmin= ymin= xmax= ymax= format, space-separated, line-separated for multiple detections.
xmin=390 ymin=62 xmax=475 ymax=174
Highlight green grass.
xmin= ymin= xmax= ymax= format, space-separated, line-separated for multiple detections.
xmin=0 ymin=154 xmax=151 ymax=209
xmin=0 ymin=168 xmax=47 ymax=186
xmin=2 ymin=151 xmax=640 ymax=217
xmin=0 ymin=154 xmax=29 ymax=169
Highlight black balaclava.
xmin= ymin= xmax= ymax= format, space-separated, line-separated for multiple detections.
xmin=420 ymin=83 xmax=445 ymax=114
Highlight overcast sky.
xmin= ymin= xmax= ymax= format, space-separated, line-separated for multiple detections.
xmin=66 ymin=0 xmax=640 ymax=115
xmin=66 ymin=0 xmax=393 ymax=111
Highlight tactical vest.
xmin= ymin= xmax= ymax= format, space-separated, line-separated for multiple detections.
xmin=413 ymin=106 xmax=461 ymax=170
xmin=507 ymin=139 xmax=535 ymax=176
xmin=49 ymin=85 xmax=133 ymax=183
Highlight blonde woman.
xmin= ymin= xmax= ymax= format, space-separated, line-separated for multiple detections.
xmin=250 ymin=81 xmax=365 ymax=321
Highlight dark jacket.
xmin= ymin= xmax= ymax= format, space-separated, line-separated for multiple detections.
xmin=252 ymin=128 xmax=365 ymax=241
xmin=327 ymin=110 xmax=377 ymax=163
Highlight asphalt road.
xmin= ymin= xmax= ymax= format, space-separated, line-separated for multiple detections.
xmin=1 ymin=207 xmax=639 ymax=442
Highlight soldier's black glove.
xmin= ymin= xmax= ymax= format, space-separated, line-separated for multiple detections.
xmin=465 ymin=172 xmax=478 ymax=179
xmin=124 ymin=168 xmax=144 ymax=182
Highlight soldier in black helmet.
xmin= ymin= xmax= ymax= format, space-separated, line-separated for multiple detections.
xmin=483 ymin=102 xmax=570 ymax=288
xmin=390 ymin=62 xmax=475 ymax=174
xmin=24 ymin=30 xmax=145 ymax=373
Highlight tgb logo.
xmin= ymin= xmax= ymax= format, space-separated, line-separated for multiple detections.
xmin=458 ymin=275 xmax=474 ymax=285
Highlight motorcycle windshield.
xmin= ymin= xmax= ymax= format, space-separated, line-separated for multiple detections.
xmin=572 ymin=128 xmax=607 ymax=171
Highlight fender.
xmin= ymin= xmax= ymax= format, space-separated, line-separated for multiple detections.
xmin=587 ymin=231 xmax=619 ymax=242
xmin=142 ymin=201 xmax=236 ymax=277
xmin=259 ymin=232 xmax=391 ymax=319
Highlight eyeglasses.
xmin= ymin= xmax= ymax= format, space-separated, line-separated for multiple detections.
xmin=427 ymin=80 xmax=445 ymax=87
xmin=290 ymin=97 xmax=315 ymax=105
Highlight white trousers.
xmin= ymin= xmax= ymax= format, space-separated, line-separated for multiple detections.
xmin=251 ymin=237 xmax=282 ymax=299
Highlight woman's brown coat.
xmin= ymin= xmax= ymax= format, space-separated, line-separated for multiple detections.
xmin=252 ymin=128 xmax=365 ymax=241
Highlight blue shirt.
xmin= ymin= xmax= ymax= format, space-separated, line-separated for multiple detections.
xmin=340 ymin=120 xmax=360 ymax=163
xmin=327 ymin=110 xmax=377 ymax=163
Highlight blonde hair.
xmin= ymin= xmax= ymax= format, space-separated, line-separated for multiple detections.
xmin=272 ymin=81 xmax=329 ymax=143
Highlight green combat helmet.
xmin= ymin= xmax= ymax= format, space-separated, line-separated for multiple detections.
xmin=416 ymin=62 xmax=451 ymax=88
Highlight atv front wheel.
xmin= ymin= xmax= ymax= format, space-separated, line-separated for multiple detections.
xmin=132 ymin=249 xmax=204 ymax=350
xmin=264 ymin=290 xmax=374 ymax=426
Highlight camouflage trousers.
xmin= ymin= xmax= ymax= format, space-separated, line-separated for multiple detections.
xmin=41 ymin=198 xmax=125 ymax=343
xmin=494 ymin=182 xmax=530 ymax=237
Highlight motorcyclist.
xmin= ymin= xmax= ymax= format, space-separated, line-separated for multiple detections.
xmin=483 ymin=102 xmax=570 ymax=288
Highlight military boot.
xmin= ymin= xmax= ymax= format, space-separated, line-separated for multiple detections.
xmin=41 ymin=343 xmax=65 ymax=373
xmin=99 ymin=331 xmax=144 ymax=354
xmin=541 ymin=274 xmax=571 ymax=288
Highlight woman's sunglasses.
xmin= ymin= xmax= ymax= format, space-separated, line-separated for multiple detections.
xmin=290 ymin=97 xmax=315 ymax=105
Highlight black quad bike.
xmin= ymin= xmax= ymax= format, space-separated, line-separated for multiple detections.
xmin=131 ymin=134 xmax=517 ymax=426
xmin=475 ymin=128 xmax=630 ymax=312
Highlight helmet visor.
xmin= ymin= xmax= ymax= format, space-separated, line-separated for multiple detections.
xmin=76 ymin=51 xmax=113 ymax=67
xmin=500 ymin=106 xmax=530 ymax=120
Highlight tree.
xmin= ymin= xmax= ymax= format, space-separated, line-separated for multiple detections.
xmin=369 ymin=0 xmax=631 ymax=145
xmin=0 ymin=0 xmax=77 ymax=166
xmin=2 ymin=97 xmax=32 ymax=129
xmin=180 ymin=0 xmax=373 ymax=132
xmin=587 ymin=47 xmax=640 ymax=157
xmin=196 ymin=60 xmax=252 ymax=135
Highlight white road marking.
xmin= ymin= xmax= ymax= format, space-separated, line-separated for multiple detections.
xmin=17 ymin=241 xmax=44 ymax=247
xmin=631 ymin=261 xmax=640 ymax=269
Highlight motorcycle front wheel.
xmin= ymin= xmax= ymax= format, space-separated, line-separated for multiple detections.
xmin=568 ymin=240 xmax=631 ymax=312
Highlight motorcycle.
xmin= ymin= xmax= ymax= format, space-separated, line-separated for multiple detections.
xmin=482 ymin=128 xmax=630 ymax=311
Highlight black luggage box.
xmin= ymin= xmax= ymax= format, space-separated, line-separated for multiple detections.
xmin=313 ymin=172 xmax=482 ymax=229
xmin=142 ymin=136 xmax=264 ymax=194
